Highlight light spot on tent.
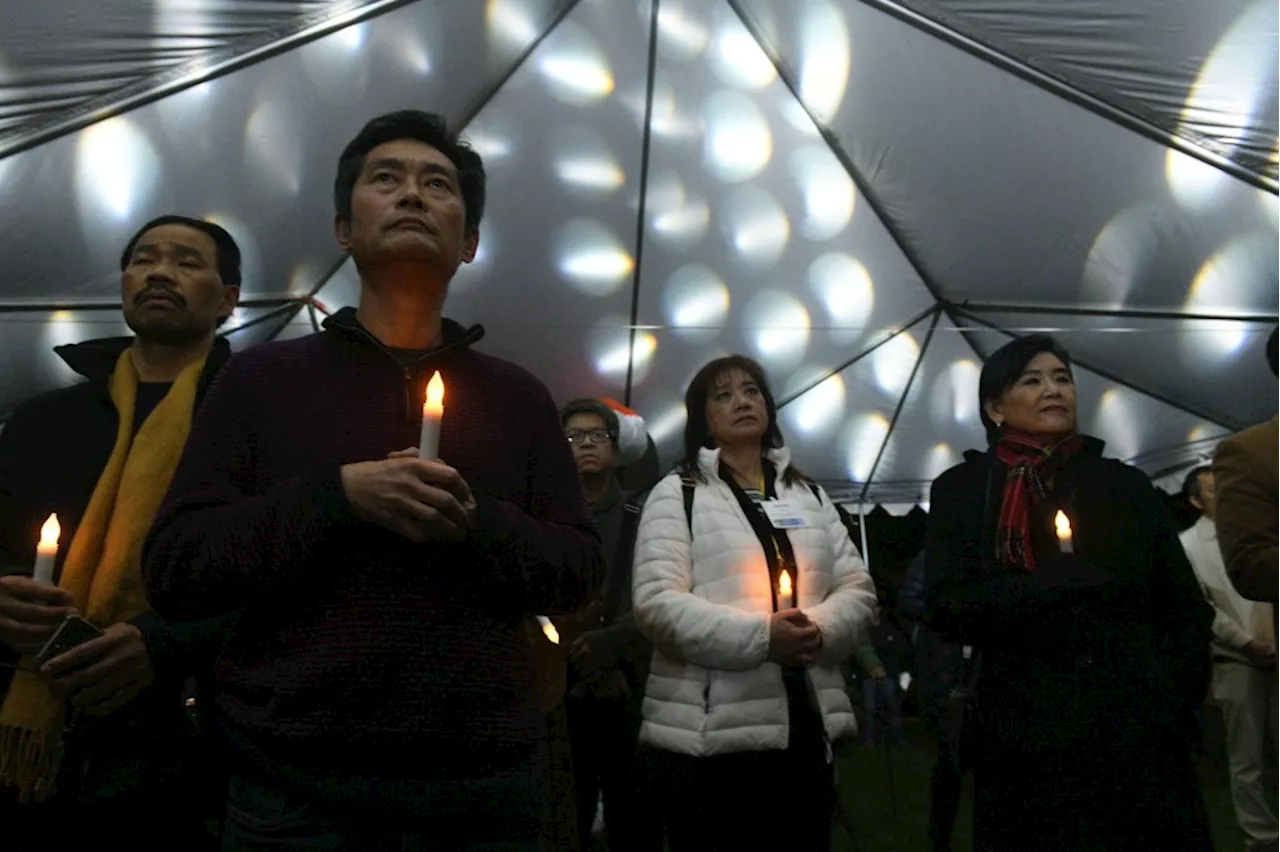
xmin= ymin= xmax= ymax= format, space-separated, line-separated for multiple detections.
xmin=465 ymin=127 xmax=515 ymax=163
xmin=710 ymin=20 xmax=775 ymax=90
xmin=745 ymin=290 xmax=811 ymax=371
xmin=1188 ymin=424 xmax=1219 ymax=445
xmin=930 ymin=359 xmax=981 ymax=426
xmin=334 ymin=21 xmax=367 ymax=52
xmin=657 ymin=2 xmax=710 ymax=62
xmin=396 ymin=34 xmax=431 ymax=75
xmin=300 ymin=21 xmax=370 ymax=103
xmin=798 ymin=0 xmax=851 ymax=125
xmin=790 ymin=146 xmax=855 ymax=240
xmin=539 ymin=23 xmax=615 ymax=105
xmin=845 ymin=413 xmax=890 ymax=482
xmin=204 ymin=214 xmax=261 ymax=294
xmin=703 ymin=91 xmax=772 ymax=181
xmin=553 ymin=129 xmax=626 ymax=195
xmin=152 ymin=0 xmax=215 ymax=54
xmin=1169 ymin=1 xmax=1278 ymax=209
xmin=76 ymin=117 xmax=159 ymax=225
xmin=1165 ymin=148 xmax=1228 ymax=211
xmin=1177 ymin=2 xmax=1278 ymax=158
xmin=589 ymin=321 xmax=657 ymax=385
xmin=648 ymin=82 xmax=699 ymax=140
xmin=553 ymin=220 xmax=634 ymax=295
xmin=807 ymin=253 xmax=874 ymax=346
xmin=1080 ymin=204 xmax=1165 ymax=307
xmin=779 ymin=97 xmax=822 ymax=138
xmin=647 ymin=402 xmax=688 ymax=447
xmin=873 ymin=330 xmax=920 ymax=396
xmin=40 ymin=311 xmax=105 ymax=385
xmin=924 ymin=442 xmax=957 ymax=481
xmin=288 ymin=262 xmax=325 ymax=297
xmin=651 ymin=199 xmax=710 ymax=250
xmin=1185 ymin=235 xmax=1273 ymax=359
xmin=647 ymin=169 xmax=710 ymax=249
xmin=786 ymin=374 xmax=846 ymax=439
xmin=664 ymin=264 xmax=729 ymax=342
xmin=486 ymin=0 xmax=540 ymax=51
xmin=720 ymin=185 xmax=790 ymax=267
xmin=244 ymin=101 xmax=302 ymax=197
xmin=555 ymin=156 xmax=625 ymax=192
xmin=1094 ymin=388 xmax=1139 ymax=461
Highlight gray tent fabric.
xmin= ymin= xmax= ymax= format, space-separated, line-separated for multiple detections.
xmin=0 ymin=0 xmax=1275 ymax=504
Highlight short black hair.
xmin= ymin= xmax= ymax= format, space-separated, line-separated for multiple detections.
xmin=677 ymin=354 xmax=805 ymax=485
xmin=119 ymin=215 xmax=242 ymax=289
xmin=978 ymin=334 xmax=1074 ymax=444
xmin=1267 ymin=327 xmax=1278 ymax=377
xmin=560 ymin=399 xmax=619 ymax=447
xmin=1182 ymin=465 xmax=1212 ymax=502
xmin=333 ymin=110 xmax=486 ymax=233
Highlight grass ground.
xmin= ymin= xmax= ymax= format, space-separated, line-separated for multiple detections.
xmin=829 ymin=710 xmax=1244 ymax=852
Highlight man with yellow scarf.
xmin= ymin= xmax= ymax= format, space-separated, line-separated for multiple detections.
xmin=0 ymin=215 xmax=241 ymax=850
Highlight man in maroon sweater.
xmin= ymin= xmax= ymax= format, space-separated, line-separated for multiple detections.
xmin=142 ymin=111 xmax=603 ymax=849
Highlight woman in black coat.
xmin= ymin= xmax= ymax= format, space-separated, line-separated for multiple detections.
xmin=924 ymin=335 xmax=1213 ymax=851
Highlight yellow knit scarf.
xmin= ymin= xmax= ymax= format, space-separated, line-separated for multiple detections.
xmin=0 ymin=349 xmax=207 ymax=802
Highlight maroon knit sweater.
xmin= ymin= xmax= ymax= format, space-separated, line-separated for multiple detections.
xmin=143 ymin=310 xmax=601 ymax=795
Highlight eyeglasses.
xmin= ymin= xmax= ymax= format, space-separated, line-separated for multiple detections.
xmin=566 ymin=429 xmax=612 ymax=445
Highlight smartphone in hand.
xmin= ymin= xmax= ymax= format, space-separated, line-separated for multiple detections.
xmin=34 ymin=614 xmax=103 ymax=667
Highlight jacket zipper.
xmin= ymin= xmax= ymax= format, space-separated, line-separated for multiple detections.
xmin=328 ymin=319 xmax=422 ymax=427
xmin=403 ymin=369 xmax=415 ymax=426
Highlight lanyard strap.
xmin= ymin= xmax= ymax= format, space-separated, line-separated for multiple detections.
xmin=718 ymin=460 xmax=799 ymax=611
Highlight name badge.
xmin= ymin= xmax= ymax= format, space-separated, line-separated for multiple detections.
xmin=761 ymin=499 xmax=808 ymax=529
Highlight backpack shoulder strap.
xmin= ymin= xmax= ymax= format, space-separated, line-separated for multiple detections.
xmin=610 ymin=497 xmax=644 ymax=587
xmin=680 ymin=475 xmax=697 ymax=534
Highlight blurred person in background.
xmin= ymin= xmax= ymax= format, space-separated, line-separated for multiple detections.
xmin=1181 ymin=465 xmax=1277 ymax=852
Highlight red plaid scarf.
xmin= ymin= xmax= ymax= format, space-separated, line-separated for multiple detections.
xmin=993 ymin=429 xmax=1083 ymax=570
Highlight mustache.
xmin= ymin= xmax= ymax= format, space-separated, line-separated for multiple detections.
xmin=135 ymin=284 xmax=187 ymax=307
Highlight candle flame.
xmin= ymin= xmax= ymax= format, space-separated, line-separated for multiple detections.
xmin=39 ymin=514 xmax=60 ymax=547
xmin=778 ymin=569 xmax=793 ymax=599
xmin=1054 ymin=510 xmax=1072 ymax=540
xmin=424 ymin=371 xmax=445 ymax=413
xmin=536 ymin=615 xmax=560 ymax=645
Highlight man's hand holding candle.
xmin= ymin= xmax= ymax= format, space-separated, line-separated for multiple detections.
xmin=0 ymin=575 xmax=74 ymax=655
xmin=340 ymin=449 xmax=477 ymax=542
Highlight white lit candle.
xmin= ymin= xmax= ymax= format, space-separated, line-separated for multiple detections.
xmin=535 ymin=615 xmax=560 ymax=645
xmin=777 ymin=568 xmax=794 ymax=610
xmin=1054 ymin=510 xmax=1074 ymax=554
xmin=418 ymin=372 xmax=445 ymax=460
xmin=33 ymin=514 xmax=60 ymax=585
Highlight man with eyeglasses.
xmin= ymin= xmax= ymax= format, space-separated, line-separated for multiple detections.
xmin=555 ymin=399 xmax=659 ymax=851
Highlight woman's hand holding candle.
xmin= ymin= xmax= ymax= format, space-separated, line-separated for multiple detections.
xmin=767 ymin=608 xmax=821 ymax=666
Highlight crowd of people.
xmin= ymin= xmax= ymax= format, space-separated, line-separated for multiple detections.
xmin=0 ymin=109 xmax=1275 ymax=851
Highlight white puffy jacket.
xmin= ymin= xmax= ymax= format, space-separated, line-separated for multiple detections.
xmin=632 ymin=446 xmax=877 ymax=757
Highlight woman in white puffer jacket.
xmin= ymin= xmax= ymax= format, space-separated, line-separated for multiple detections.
xmin=632 ymin=355 xmax=877 ymax=852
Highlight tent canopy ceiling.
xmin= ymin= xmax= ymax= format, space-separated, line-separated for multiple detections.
xmin=1 ymin=0 xmax=1275 ymax=503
